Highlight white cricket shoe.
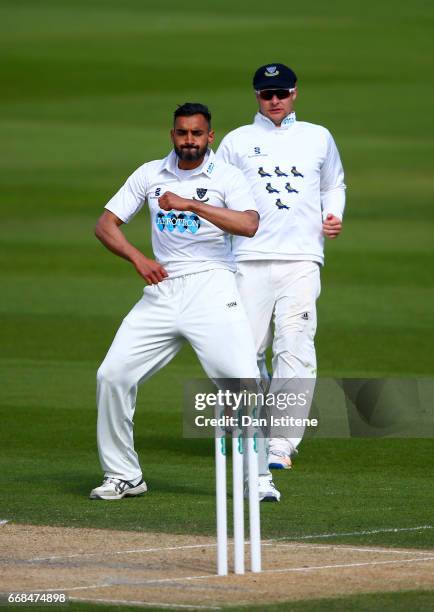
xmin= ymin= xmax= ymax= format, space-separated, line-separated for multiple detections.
xmin=258 ymin=475 xmax=281 ymax=502
xmin=90 ymin=477 xmax=147 ymax=500
xmin=244 ymin=475 xmax=281 ymax=502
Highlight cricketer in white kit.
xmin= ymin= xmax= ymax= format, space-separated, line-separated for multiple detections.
xmin=90 ymin=103 xmax=280 ymax=501
xmin=216 ymin=64 xmax=346 ymax=469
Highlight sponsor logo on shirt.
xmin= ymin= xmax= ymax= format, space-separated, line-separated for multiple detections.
xmin=155 ymin=212 xmax=200 ymax=234
xmin=226 ymin=301 xmax=237 ymax=308
xmin=248 ymin=146 xmax=268 ymax=159
xmin=155 ymin=187 xmax=162 ymax=197
xmin=281 ymin=114 xmax=296 ymax=127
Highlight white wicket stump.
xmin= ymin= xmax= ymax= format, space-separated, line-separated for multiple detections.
xmin=215 ymin=404 xmax=261 ymax=576
xmin=215 ymin=423 xmax=228 ymax=576
xmin=232 ymin=412 xmax=245 ymax=574
xmin=247 ymin=432 xmax=261 ymax=573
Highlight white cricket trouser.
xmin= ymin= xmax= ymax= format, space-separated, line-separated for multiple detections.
xmin=236 ymin=260 xmax=321 ymax=451
xmin=96 ymin=268 xmax=267 ymax=481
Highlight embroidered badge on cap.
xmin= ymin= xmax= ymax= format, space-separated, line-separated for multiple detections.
xmin=265 ymin=66 xmax=279 ymax=77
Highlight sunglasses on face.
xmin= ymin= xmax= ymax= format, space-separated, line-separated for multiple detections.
xmin=257 ymin=88 xmax=295 ymax=100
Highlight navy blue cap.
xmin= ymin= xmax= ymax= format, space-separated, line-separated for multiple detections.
xmin=253 ymin=63 xmax=297 ymax=90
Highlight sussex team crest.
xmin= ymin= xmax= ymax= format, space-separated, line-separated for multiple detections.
xmin=194 ymin=188 xmax=209 ymax=202
xmin=265 ymin=66 xmax=279 ymax=76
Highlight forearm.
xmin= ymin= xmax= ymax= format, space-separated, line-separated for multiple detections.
xmin=188 ymin=201 xmax=259 ymax=237
xmin=95 ymin=217 xmax=143 ymax=266
xmin=95 ymin=212 xmax=168 ymax=284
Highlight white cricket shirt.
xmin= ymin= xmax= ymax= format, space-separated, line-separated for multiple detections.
xmin=216 ymin=112 xmax=346 ymax=265
xmin=104 ymin=150 xmax=257 ymax=278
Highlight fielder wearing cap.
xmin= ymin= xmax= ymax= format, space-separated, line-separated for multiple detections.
xmin=217 ymin=63 xmax=346 ymax=469
xmin=90 ymin=102 xmax=280 ymax=502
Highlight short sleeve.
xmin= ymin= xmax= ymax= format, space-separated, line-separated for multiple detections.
xmin=215 ymin=135 xmax=232 ymax=164
xmin=104 ymin=165 xmax=149 ymax=223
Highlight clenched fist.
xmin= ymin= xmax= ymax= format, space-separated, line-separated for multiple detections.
xmin=158 ymin=191 xmax=194 ymax=212
xmin=323 ymin=214 xmax=342 ymax=239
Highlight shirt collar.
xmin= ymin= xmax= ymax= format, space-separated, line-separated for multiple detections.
xmin=161 ymin=149 xmax=216 ymax=177
xmin=254 ymin=111 xmax=296 ymax=131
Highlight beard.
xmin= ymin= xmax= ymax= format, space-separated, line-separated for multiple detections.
xmin=174 ymin=143 xmax=208 ymax=162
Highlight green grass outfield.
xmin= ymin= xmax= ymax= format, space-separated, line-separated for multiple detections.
xmin=1 ymin=1 xmax=433 ymax=610
xmin=67 ymin=590 xmax=434 ymax=612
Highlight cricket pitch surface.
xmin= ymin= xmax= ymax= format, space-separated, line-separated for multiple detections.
xmin=1 ymin=524 xmax=434 ymax=609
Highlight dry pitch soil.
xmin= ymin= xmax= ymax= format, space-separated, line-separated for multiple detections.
xmin=1 ymin=523 xmax=434 ymax=609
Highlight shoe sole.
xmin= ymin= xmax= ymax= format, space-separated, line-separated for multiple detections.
xmin=260 ymin=495 xmax=280 ymax=503
xmin=269 ymin=462 xmax=292 ymax=470
xmin=90 ymin=483 xmax=147 ymax=501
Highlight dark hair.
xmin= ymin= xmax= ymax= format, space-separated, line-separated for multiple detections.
xmin=173 ymin=102 xmax=212 ymax=128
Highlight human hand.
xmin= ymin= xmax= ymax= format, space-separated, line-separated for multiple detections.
xmin=131 ymin=253 xmax=168 ymax=284
xmin=158 ymin=191 xmax=193 ymax=212
xmin=323 ymin=214 xmax=342 ymax=239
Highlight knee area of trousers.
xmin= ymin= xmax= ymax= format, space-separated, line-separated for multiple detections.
xmin=97 ymin=362 xmax=133 ymax=389
xmin=277 ymin=332 xmax=315 ymax=353
xmin=278 ymin=311 xmax=317 ymax=338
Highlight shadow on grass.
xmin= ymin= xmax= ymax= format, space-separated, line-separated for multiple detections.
xmin=135 ymin=435 xmax=214 ymax=459
xmin=65 ymin=474 xmax=214 ymax=499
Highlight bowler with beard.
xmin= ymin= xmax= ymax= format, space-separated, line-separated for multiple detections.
xmin=90 ymin=103 xmax=280 ymax=503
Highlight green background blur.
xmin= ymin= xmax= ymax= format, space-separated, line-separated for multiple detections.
xmin=2 ymin=0 xmax=433 ymax=377
xmin=1 ymin=0 xmax=433 ymax=549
